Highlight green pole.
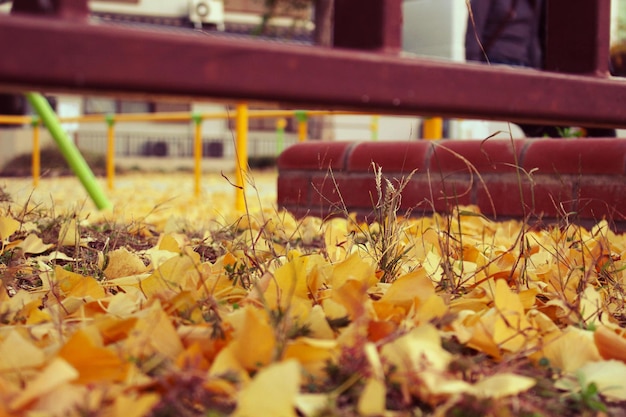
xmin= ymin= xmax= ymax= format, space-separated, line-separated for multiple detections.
xmin=26 ymin=93 xmax=112 ymax=210
xmin=276 ymin=118 xmax=286 ymax=155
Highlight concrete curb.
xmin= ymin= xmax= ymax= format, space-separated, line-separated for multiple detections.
xmin=277 ymin=139 xmax=626 ymax=230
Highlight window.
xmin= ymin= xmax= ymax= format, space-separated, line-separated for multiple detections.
xmin=83 ymin=97 xmax=156 ymax=114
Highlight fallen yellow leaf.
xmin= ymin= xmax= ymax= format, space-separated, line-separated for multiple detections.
xmin=10 ymin=358 xmax=79 ymax=411
xmin=58 ymin=329 xmax=130 ymax=384
xmin=233 ymin=359 xmax=301 ymax=417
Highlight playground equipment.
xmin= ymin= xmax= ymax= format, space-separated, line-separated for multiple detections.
xmin=0 ymin=108 xmax=380 ymax=210
xmin=26 ymin=92 xmax=112 ymax=210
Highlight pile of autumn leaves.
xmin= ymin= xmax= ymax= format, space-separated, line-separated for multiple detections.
xmin=1 ymin=202 xmax=626 ymax=416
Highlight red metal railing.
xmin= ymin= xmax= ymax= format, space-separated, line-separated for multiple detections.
xmin=0 ymin=0 xmax=623 ymax=130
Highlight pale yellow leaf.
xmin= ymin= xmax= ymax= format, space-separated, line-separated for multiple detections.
xmin=58 ymin=218 xmax=79 ymax=247
xmin=381 ymin=324 xmax=451 ymax=373
xmin=226 ymin=306 xmax=276 ymax=371
xmin=105 ymin=291 xmax=143 ymax=317
xmin=158 ymin=233 xmax=184 ymax=253
xmin=575 ymin=360 xmax=626 ymax=401
xmin=265 ymin=253 xmax=329 ymax=310
xmin=138 ymin=249 xmax=201 ymax=297
xmin=37 ymin=250 xmax=77 ymax=262
xmin=233 ymin=360 xmax=300 ymax=417
xmin=541 ymin=327 xmax=601 ymax=373
xmin=9 ymin=358 xmax=79 ymax=411
xmin=0 ymin=330 xmax=45 ymax=372
xmin=125 ymin=301 xmax=184 ymax=360
xmin=0 ymin=215 xmax=20 ymax=241
xmin=28 ymin=383 xmax=88 ymax=416
xmin=331 ymin=252 xmax=377 ymax=289
xmin=357 ymin=378 xmax=387 ymax=416
xmin=55 ymin=265 xmax=106 ymax=299
xmin=283 ymin=337 xmax=337 ymax=377
xmin=295 ymin=393 xmax=333 ymax=417
xmin=413 ymin=293 xmax=449 ymax=324
xmin=111 ymin=393 xmax=160 ymax=417
xmin=472 ymin=373 xmax=536 ymax=399
xmin=17 ymin=233 xmax=53 ymax=254
xmin=305 ymin=304 xmax=335 ymax=339
xmin=379 ymin=267 xmax=435 ymax=309
xmin=104 ymin=247 xmax=148 ymax=279
xmin=491 ymin=279 xmax=535 ymax=352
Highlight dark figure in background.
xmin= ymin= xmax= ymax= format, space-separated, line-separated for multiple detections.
xmin=465 ymin=0 xmax=616 ymax=138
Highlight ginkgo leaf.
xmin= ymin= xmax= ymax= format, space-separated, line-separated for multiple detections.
xmin=0 ymin=330 xmax=45 ymax=372
xmin=331 ymin=252 xmax=377 ymax=289
xmin=138 ymin=249 xmax=201 ymax=297
xmin=17 ymin=233 xmax=53 ymax=254
xmin=58 ymin=218 xmax=80 ymax=247
xmin=104 ymin=247 xmax=148 ymax=279
xmin=472 ymin=373 xmax=536 ymax=399
xmin=9 ymin=358 xmax=79 ymax=411
xmin=357 ymin=377 xmax=387 ymax=416
xmin=111 ymin=393 xmax=160 ymax=417
xmin=58 ymin=329 xmax=130 ymax=384
xmin=36 ymin=250 xmax=77 ymax=262
xmin=283 ymin=337 xmax=337 ymax=377
xmin=381 ymin=324 xmax=451 ymax=373
xmin=491 ymin=279 xmax=535 ymax=352
xmin=54 ymin=265 xmax=106 ymax=299
xmin=541 ymin=327 xmax=600 ymax=373
xmin=378 ymin=267 xmax=435 ymax=309
xmin=305 ymin=304 xmax=335 ymax=339
xmin=157 ymin=233 xmax=182 ymax=252
xmin=412 ymin=294 xmax=449 ymax=324
xmin=265 ymin=253 xmax=329 ymax=310
xmin=225 ymin=305 xmax=276 ymax=371
xmin=331 ymin=278 xmax=370 ymax=321
xmin=124 ymin=301 xmax=184 ymax=360
xmin=26 ymin=382 xmax=88 ymax=416
xmin=296 ymin=393 xmax=333 ymax=417
xmin=594 ymin=324 xmax=626 ymax=363
xmin=0 ymin=215 xmax=20 ymax=241
xmin=572 ymin=360 xmax=626 ymax=401
xmin=233 ymin=359 xmax=301 ymax=417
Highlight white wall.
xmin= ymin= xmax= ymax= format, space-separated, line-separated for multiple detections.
xmin=401 ymin=0 xmax=518 ymax=140
xmin=402 ymin=0 xmax=467 ymax=62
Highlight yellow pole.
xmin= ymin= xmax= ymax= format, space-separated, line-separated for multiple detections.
xmin=423 ymin=117 xmax=443 ymax=140
xmin=31 ymin=117 xmax=40 ymax=187
xmin=298 ymin=120 xmax=307 ymax=142
xmin=235 ymin=103 xmax=248 ymax=212
xmin=192 ymin=113 xmax=203 ymax=197
xmin=105 ymin=114 xmax=115 ymax=190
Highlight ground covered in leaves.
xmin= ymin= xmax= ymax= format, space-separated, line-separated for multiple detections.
xmin=1 ymin=172 xmax=626 ymax=417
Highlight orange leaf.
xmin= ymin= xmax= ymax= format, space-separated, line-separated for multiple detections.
xmin=58 ymin=329 xmax=130 ymax=384
xmin=594 ymin=324 xmax=626 ymax=363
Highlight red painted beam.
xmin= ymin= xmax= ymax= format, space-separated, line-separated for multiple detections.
xmin=0 ymin=14 xmax=624 ymax=128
